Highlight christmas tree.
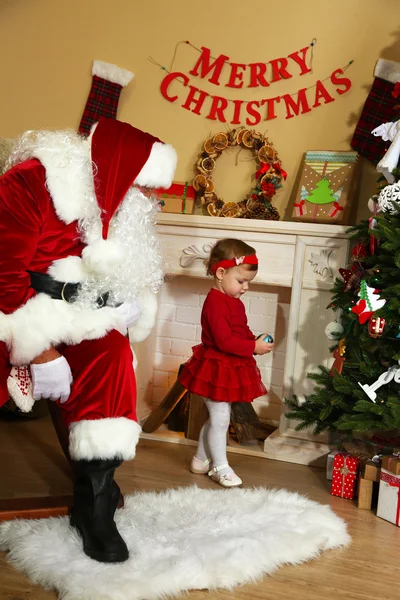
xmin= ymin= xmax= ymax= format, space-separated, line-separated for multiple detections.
xmin=285 ymin=169 xmax=400 ymax=436
xmin=306 ymin=177 xmax=335 ymax=205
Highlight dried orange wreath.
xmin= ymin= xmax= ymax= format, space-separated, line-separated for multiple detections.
xmin=192 ymin=127 xmax=286 ymax=220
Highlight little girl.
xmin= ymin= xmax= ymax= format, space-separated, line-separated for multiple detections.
xmin=178 ymin=238 xmax=274 ymax=488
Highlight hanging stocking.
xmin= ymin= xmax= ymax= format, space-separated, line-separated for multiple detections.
xmin=351 ymin=59 xmax=400 ymax=164
xmin=78 ymin=60 xmax=134 ymax=136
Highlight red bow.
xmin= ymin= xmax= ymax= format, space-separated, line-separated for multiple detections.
xmin=392 ymin=81 xmax=400 ymax=99
xmin=256 ymin=163 xmax=269 ymax=180
xmin=272 ymin=162 xmax=288 ymax=180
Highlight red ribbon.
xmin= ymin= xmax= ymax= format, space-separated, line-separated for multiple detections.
xmin=294 ymin=199 xmax=305 ymax=216
xmin=381 ymin=471 xmax=400 ymax=526
xmin=256 ymin=162 xmax=287 ymax=181
xmin=272 ymin=162 xmax=288 ymax=180
xmin=256 ymin=163 xmax=269 ymax=180
xmin=329 ymin=201 xmax=344 ymax=218
xmin=392 ymin=81 xmax=400 ymax=99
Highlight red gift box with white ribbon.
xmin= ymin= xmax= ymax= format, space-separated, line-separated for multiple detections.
xmin=331 ymin=453 xmax=360 ymax=499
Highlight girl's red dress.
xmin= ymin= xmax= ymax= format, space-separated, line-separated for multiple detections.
xmin=178 ymin=288 xmax=267 ymax=402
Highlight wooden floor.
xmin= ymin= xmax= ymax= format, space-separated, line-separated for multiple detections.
xmin=0 ymin=413 xmax=399 ymax=600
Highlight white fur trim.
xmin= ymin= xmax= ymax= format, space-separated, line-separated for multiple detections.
xmin=69 ymin=417 xmax=141 ymax=460
xmin=33 ymin=140 xmax=92 ymax=224
xmin=47 ymin=256 xmax=88 ymax=283
xmin=92 ymin=60 xmax=134 ymax=87
xmin=134 ymin=142 xmax=177 ymax=189
xmin=129 ymin=289 xmax=158 ymax=342
xmin=1 ymin=293 xmax=126 ymax=366
xmin=377 ymin=128 xmax=400 ymax=183
xmin=82 ymin=239 xmax=126 ymax=275
xmin=374 ymin=59 xmax=400 ymax=84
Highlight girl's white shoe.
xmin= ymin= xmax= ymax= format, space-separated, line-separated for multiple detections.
xmin=208 ymin=464 xmax=243 ymax=488
xmin=190 ymin=456 xmax=211 ymax=474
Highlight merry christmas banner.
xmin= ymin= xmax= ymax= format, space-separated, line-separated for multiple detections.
xmin=151 ymin=41 xmax=354 ymax=125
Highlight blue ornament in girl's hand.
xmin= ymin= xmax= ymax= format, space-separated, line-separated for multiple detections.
xmin=263 ymin=334 xmax=274 ymax=343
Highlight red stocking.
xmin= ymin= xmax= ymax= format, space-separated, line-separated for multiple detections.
xmin=351 ymin=58 xmax=400 ymax=164
xmin=78 ymin=60 xmax=134 ymax=136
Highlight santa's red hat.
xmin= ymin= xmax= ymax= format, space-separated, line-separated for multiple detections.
xmin=82 ymin=117 xmax=177 ymax=274
xmin=90 ymin=117 xmax=177 ymax=239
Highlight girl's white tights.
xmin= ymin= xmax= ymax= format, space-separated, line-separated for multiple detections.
xmin=196 ymin=398 xmax=233 ymax=477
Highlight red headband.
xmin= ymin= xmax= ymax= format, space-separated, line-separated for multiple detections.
xmin=211 ymin=254 xmax=258 ymax=274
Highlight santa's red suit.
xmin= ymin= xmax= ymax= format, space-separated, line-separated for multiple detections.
xmin=0 ymin=118 xmax=177 ymax=562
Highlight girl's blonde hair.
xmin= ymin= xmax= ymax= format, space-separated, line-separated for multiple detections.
xmin=206 ymin=238 xmax=258 ymax=276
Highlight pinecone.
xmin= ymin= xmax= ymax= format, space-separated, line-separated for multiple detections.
xmin=249 ymin=204 xmax=267 ymax=220
xmin=215 ymin=199 xmax=224 ymax=210
xmin=265 ymin=205 xmax=280 ymax=221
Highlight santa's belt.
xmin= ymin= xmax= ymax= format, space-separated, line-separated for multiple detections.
xmin=27 ymin=271 xmax=109 ymax=307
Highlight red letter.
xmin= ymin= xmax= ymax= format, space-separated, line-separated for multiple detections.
xmin=330 ymin=68 xmax=352 ymax=95
xmin=248 ymin=63 xmax=269 ymax=88
xmin=182 ymin=85 xmax=208 ymax=114
xmin=288 ymin=46 xmax=311 ymax=76
xmin=206 ymin=95 xmax=229 ymax=122
xmin=245 ymin=101 xmax=261 ymax=126
xmin=189 ymin=46 xmax=230 ymax=86
xmin=231 ymin=99 xmax=244 ymax=125
xmin=226 ymin=63 xmax=246 ymax=88
xmin=282 ymin=89 xmax=311 ymax=119
xmin=261 ymin=96 xmax=281 ymax=120
xmin=269 ymin=57 xmax=292 ymax=82
xmin=160 ymin=72 xmax=188 ymax=102
xmin=313 ymin=80 xmax=335 ymax=107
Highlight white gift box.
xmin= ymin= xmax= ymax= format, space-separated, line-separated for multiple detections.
xmin=377 ymin=468 xmax=400 ymax=527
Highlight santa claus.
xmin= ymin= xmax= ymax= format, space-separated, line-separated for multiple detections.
xmin=0 ymin=117 xmax=177 ymax=563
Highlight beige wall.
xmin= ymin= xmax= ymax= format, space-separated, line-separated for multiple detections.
xmin=1 ymin=0 xmax=399 ymax=222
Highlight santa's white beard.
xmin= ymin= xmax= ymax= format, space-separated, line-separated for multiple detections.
xmin=76 ymin=186 xmax=164 ymax=308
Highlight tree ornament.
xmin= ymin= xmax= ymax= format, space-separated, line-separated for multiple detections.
xmin=351 ymin=279 xmax=386 ymax=324
xmin=359 ymin=365 xmax=400 ymax=403
xmin=368 ymin=194 xmax=380 ymax=214
xmin=325 ymin=320 xmax=344 ymax=340
xmin=329 ymin=338 xmax=346 ymax=376
xmin=368 ymin=317 xmax=386 ymax=338
xmin=377 ymin=182 xmax=400 ymax=213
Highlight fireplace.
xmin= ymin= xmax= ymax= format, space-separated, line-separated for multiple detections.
xmin=133 ymin=213 xmax=350 ymax=466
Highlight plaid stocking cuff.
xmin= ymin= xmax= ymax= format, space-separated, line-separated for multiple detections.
xmin=78 ymin=60 xmax=134 ymax=136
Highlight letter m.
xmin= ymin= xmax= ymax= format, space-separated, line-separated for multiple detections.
xmin=189 ymin=46 xmax=229 ymax=86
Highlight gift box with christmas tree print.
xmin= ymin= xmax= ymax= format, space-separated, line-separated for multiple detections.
xmin=292 ymin=151 xmax=359 ymax=224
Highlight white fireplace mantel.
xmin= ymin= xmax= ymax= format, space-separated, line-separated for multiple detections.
xmin=138 ymin=214 xmax=350 ymax=466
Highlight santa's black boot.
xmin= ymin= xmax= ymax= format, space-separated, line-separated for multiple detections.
xmin=70 ymin=458 xmax=129 ymax=563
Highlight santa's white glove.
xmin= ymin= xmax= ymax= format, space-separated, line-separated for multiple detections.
xmin=115 ymin=300 xmax=142 ymax=329
xmin=31 ymin=356 xmax=73 ymax=404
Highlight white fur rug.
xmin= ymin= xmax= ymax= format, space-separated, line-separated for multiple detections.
xmin=0 ymin=486 xmax=350 ymax=600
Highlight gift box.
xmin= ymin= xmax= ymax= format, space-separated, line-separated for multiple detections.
xmin=326 ymin=450 xmax=340 ymax=480
xmin=364 ymin=459 xmax=381 ymax=482
xmin=357 ymin=476 xmax=374 ymax=510
xmin=292 ymin=151 xmax=359 ymax=225
xmin=377 ymin=468 xmax=400 ymax=527
xmin=381 ymin=455 xmax=400 ymax=475
xmin=153 ymin=181 xmax=195 ymax=214
xmin=331 ymin=453 xmax=360 ymax=499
